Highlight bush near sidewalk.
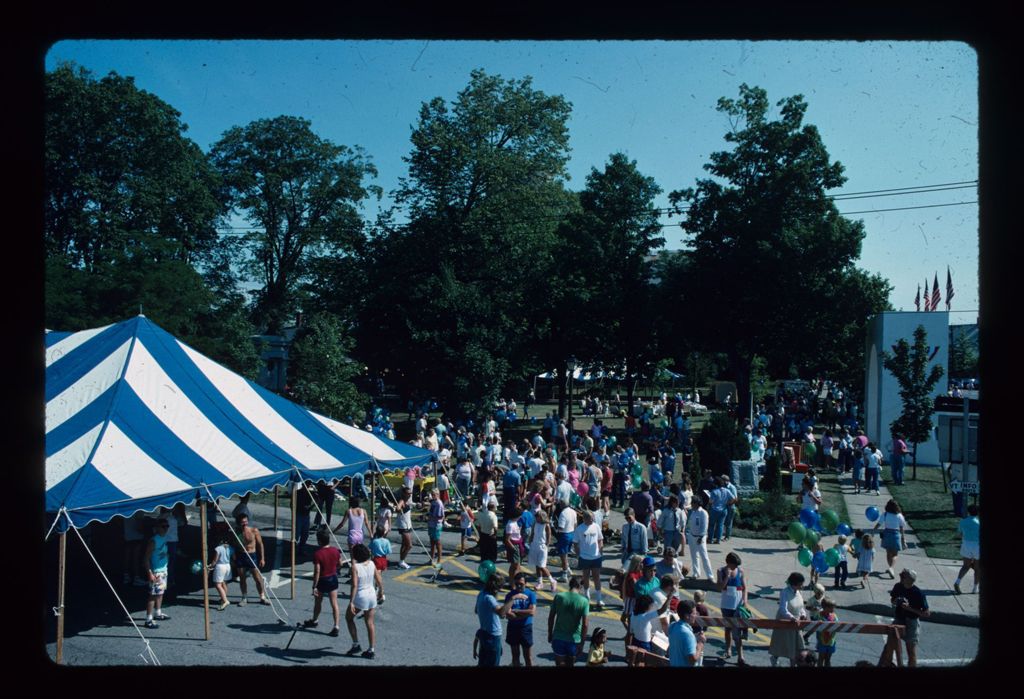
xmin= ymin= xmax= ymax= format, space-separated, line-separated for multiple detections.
xmin=885 ymin=466 xmax=963 ymax=560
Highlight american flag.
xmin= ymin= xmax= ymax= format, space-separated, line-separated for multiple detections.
xmin=914 ymin=285 xmax=920 ymax=311
xmin=946 ymin=266 xmax=954 ymax=310
xmin=931 ymin=273 xmax=941 ymax=311
xmin=923 ymin=277 xmax=931 ymax=311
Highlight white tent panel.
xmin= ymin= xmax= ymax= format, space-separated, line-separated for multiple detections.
xmin=178 ymin=340 xmax=344 ymax=470
xmin=91 ymin=423 xmax=192 ymax=498
xmin=45 ymin=423 xmax=104 ymax=492
xmin=45 ymin=323 xmax=114 ymax=368
xmin=46 ymin=339 xmax=132 ymax=432
xmin=311 ymin=413 xmax=405 ymax=463
xmin=125 ymin=341 xmax=275 ymax=480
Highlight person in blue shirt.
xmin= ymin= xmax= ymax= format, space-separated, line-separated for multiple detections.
xmin=473 ymin=573 xmax=521 ymax=666
xmin=668 ymin=598 xmax=704 ymax=667
xmin=504 ymin=572 xmax=537 ymax=667
xmin=953 ymin=504 xmax=980 ymax=594
xmin=659 ymin=442 xmax=676 ymax=483
xmin=502 ymin=464 xmax=523 ymax=523
xmin=143 ymin=518 xmax=171 ymax=629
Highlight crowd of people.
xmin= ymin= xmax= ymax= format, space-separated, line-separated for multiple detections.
xmin=107 ymin=380 xmax=975 ymax=667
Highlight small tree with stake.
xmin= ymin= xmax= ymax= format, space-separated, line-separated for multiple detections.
xmin=881 ymin=325 xmax=944 ymax=480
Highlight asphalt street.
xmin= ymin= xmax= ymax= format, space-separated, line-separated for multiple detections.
xmin=46 ymin=508 xmax=978 ymax=667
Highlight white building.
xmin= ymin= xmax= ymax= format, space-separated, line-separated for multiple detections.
xmin=863 ymin=311 xmax=949 ymax=466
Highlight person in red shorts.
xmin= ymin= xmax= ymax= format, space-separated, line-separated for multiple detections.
xmin=303 ymin=527 xmax=341 ymax=636
xmin=370 ymin=527 xmax=391 ymax=604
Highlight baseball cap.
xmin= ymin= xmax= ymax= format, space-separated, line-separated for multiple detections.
xmin=642 ymin=556 xmax=657 ymax=567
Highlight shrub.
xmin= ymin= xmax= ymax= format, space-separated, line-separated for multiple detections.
xmin=694 ymin=411 xmax=751 ymax=477
xmin=733 ymin=490 xmax=800 ymax=537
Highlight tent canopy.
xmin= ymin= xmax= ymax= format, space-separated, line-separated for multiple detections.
xmin=46 ymin=316 xmax=434 ymax=530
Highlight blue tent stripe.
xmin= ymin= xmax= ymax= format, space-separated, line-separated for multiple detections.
xmin=45 ymin=383 xmax=118 ymax=458
xmin=111 ymin=388 xmax=247 ymax=486
xmin=45 ymin=322 xmax=135 ymax=401
xmin=137 ymin=323 xmax=325 ymax=468
xmin=45 ymin=331 xmax=74 ymax=348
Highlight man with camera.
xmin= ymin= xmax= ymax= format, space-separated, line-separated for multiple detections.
xmin=879 ymin=568 xmax=930 ymax=667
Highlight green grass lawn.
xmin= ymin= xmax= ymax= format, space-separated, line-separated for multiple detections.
xmin=886 ymin=465 xmax=965 ymax=560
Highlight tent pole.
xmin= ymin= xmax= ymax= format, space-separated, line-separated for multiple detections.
xmin=290 ymin=481 xmax=296 ymax=600
xmin=274 ymin=486 xmax=279 ymax=530
xmin=200 ymin=502 xmax=210 ymax=640
xmin=369 ymin=468 xmax=376 ymax=530
xmin=56 ymin=530 xmax=66 ymax=664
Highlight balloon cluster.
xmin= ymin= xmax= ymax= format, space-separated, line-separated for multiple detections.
xmin=789 ymin=505 xmax=853 ymax=572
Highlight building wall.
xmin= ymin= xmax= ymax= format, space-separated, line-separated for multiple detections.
xmin=863 ymin=311 xmax=949 ymax=466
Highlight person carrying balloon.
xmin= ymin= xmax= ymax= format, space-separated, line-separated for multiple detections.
xmin=802 ymin=582 xmax=826 ymax=642
xmin=873 ymin=499 xmax=907 ymax=579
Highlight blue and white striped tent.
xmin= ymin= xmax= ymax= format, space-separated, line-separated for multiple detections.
xmin=46 ymin=316 xmax=434 ymax=531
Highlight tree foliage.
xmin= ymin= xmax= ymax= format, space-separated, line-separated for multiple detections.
xmin=357 ymin=70 xmax=575 ymax=416
xmin=554 ymin=152 xmax=665 ymax=411
xmin=949 ymin=331 xmax=979 ymax=378
xmin=209 ymin=116 xmax=379 ymax=334
xmin=665 ymin=84 xmax=891 ymax=415
xmin=882 ymin=324 xmax=945 ymax=450
xmin=45 ymin=62 xmax=224 ymax=269
xmin=695 ymin=411 xmax=751 ymax=478
xmin=287 ymin=313 xmax=369 ymax=422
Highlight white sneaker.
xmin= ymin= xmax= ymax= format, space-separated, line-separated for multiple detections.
xmin=398 ymin=561 xmax=411 ymax=570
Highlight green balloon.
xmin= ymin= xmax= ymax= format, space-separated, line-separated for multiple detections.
xmin=478 ymin=559 xmax=496 ymax=582
xmin=820 ymin=510 xmax=839 ymax=531
xmin=825 ymin=547 xmax=841 ymax=567
xmin=804 ymin=442 xmax=817 ymax=458
xmin=787 ymin=521 xmax=807 ymax=544
xmin=570 ymin=492 xmax=581 ymax=507
xmin=797 ymin=546 xmax=813 ymax=567
xmin=803 ymin=529 xmax=820 ymax=549
xmin=631 ymin=475 xmax=642 ymax=488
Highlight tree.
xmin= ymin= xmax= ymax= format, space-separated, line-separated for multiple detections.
xmin=555 ymin=152 xmax=665 ymax=415
xmin=694 ymin=411 xmax=751 ymax=478
xmin=287 ymin=313 xmax=369 ymax=422
xmin=209 ymin=116 xmax=379 ymax=335
xmin=665 ymin=84 xmax=891 ymax=420
xmin=882 ymin=324 xmax=944 ymax=480
xmin=45 ymin=63 xmax=224 ymax=270
xmin=357 ymin=70 xmax=574 ymax=416
xmin=949 ymin=331 xmax=979 ymax=378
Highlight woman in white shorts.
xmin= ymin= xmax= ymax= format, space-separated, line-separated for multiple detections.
xmin=209 ymin=536 xmax=233 ymax=610
xmin=345 ymin=543 xmax=381 ymax=659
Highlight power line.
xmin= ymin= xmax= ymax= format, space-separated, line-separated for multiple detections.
xmin=837 ymin=200 xmax=977 ymax=215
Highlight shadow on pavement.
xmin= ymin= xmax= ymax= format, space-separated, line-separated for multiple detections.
xmin=254 ymin=645 xmax=347 ymax=663
xmin=226 ymin=622 xmax=293 ymax=635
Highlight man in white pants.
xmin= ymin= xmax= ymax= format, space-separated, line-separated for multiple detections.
xmin=686 ymin=495 xmax=713 ymax=581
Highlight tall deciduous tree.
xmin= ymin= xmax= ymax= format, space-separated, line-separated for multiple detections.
xmin=666 ymin=84 xmax=891 ymax=418
xmin=358 ymin=70 xmax=574 ymax=416
xmin=45 ymin=63 xmax=223 ymax=269
xmin=209 ymin=116 xmax=379 ymax=334
xmin=555 ymin=152 xmax=665 ymax=414
xmin=287 ymin=313 xmax=370 ymax=423
xmin=882 ymin=324 xmax=945 ymax=480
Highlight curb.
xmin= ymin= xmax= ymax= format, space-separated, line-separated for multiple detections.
xmin=748 ymin=592 xmax=980 ymax=628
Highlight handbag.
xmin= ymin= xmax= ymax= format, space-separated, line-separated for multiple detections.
xmin=736 ymin=603 xmax=757 ymax=633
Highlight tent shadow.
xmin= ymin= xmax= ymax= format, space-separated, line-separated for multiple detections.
xmin=226 ymin=622 xmax=294 ymax=635
xmin=254 ymin=645 xmax=347 ymax=663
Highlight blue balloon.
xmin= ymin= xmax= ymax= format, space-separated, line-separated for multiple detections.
xmin=813 ymin=554 xmax=829 ymax=573
xmin=799 ymin=508 xmax=817 ymax=527
xmin=837 ymin=522 xmax=853 ymax=536
xmin=865 ymin=506 xmax=880 ymax=522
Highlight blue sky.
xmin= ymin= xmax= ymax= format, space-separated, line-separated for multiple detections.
xmin=45 ymin=40 xmax=979 ymax=323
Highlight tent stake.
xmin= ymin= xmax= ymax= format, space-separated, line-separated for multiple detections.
xmin=56 ymin=530 xmax=66 ymax=664
xmin=290 ymin=481 xmax=297 ymax=600
xmin=200 ymin=503 xmax=210 ymax=640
